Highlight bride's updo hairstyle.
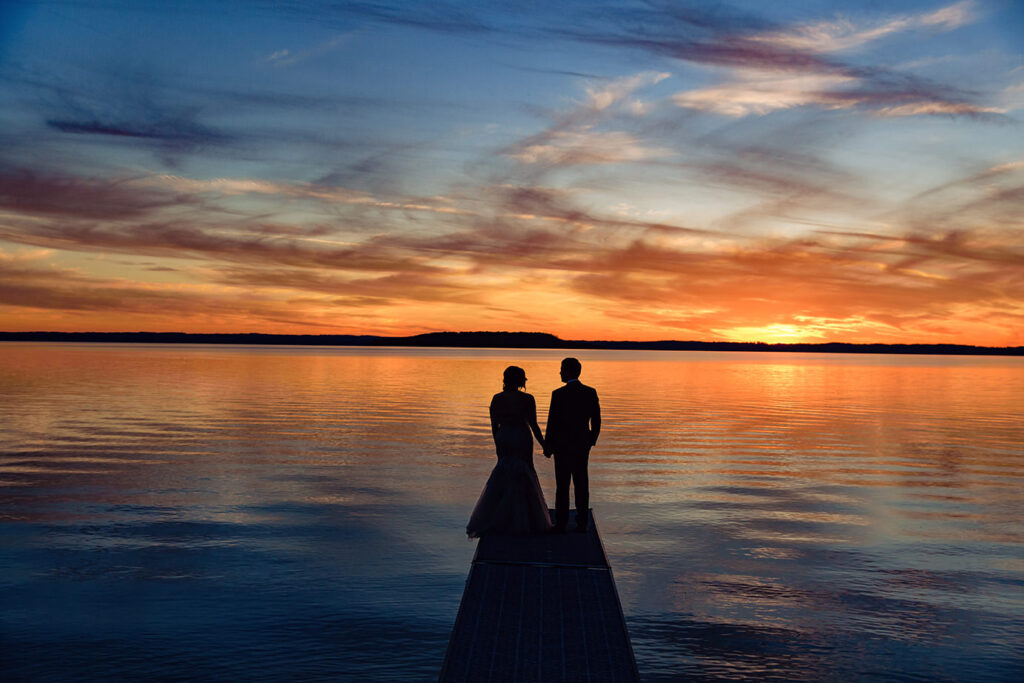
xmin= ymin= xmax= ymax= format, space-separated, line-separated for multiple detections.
xmin=502 ymin=365 xmax=527 ymax=391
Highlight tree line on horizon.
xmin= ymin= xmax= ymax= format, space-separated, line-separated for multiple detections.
xmin=1 ymin=330 xmax=1021 ymax=356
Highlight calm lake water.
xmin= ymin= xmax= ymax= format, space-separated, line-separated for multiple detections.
xmin=1 ymin=343 xmax=1022 ymax=681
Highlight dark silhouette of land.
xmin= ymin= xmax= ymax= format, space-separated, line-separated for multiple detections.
xmin=1 ymin=330 xmax=1021 ymax=356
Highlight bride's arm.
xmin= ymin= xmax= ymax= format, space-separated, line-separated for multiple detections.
xmin=526 ymin=394 xmax=545 ymax=450
xmin=489 ymin=396 xmax=501 ymax=454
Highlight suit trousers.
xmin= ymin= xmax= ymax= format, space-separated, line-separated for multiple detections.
xmin=554 ymin=447 xmax=590 ymax=529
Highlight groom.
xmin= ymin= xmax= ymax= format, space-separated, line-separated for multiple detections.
xmin=544 ymin=357 xmax=601 ymax=533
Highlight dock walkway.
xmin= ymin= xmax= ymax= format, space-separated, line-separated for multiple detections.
xmin=440 ymin=510 xmax=639 ymax=682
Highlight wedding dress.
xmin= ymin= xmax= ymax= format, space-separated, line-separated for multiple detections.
xmin=466 ymin=398 xmax=552 ymax=538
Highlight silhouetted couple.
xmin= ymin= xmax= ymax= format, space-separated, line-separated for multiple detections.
xmin=466 ymin=358 xmax=601 ymax=537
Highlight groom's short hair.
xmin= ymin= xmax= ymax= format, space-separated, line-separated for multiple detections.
xmin=561 ymin=357 xmax=582 ymax=379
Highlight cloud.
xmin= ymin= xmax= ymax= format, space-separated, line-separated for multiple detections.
xmin=3 ymin=135 xmax=1019 ymax=341
xmin=0 ymin=249 xmax=307 ymax=322
xmin=497 ymin=70 xmax=676 ymax=174
xmin=557 ymin=228 xmax=1024 ymax=343
xmin=874 ymin=101 xmax=1005 ymax=117
xmin=584 ymin=71 xmax=671 ymax=111
xmin=746 ymin=1 xmax=975 ymax=54
xmin=678 ymin=143 xmax=866 ymax=220
xmin=211 ymin=266 xmax=485 ymax=305
xmin=45 ymin=116 xmax=231 ymax=146
xmin=348 ymin=0 xmax=997 ymax=125
xmin=249 ymin=0 xmax=996 ymax=125
xmin=543 ymin=1 xmax=998 ymax=120
xmin=558 ymin=1 xmax=974 ymax=72
xmin=670 ymin=27 xmax=1002 ymax=120
xmin=885 ymin=160 xmax=1024 ymax=231
xmin=564 ymin=24 xmax=838 ymax=72
xmin=671 ymin=66 xmax=1002 ymax=120
xmin=28 ymin=70 xmax=236 ymax=160
xmin=0 ymin=167 xmax=181 ymax=220
xmin=0 ymin=166 xmax=495 ymax=260
xmin=0 ymin=168 xmax=451 ymax=273
xmin=477 ymin=184 xmax=713 ymax=238
xmin=269 ymin=0 xmax=494 ymax=34
xmin=0 ymin=217 xmax=444 ymax=274
xmin=506 ymin=128 xmax=673 ymax=165
xmin=3 ymin=191 xmax=1022 ymax=342
xmin=264 ymin=33 xmax=353 ymax=68
xmin=0 ymin=247 xmax=482 ymax=334
xmin=1 ymin=59 xmax=417 ymax=175
xmin=145 ymin=174 xmax=474 ymax=216
xmin=673 ymin=72 xmax=856 ymax=117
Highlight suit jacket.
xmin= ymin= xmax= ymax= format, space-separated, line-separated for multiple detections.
xmin=545 ymin=381 xmax=601 ymax=455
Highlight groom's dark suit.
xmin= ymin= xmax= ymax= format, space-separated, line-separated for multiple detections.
xmin=545 ymin=379 xmax=601 ymax=530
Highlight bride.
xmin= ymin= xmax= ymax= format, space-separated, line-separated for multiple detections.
xmin=466 ymin=366 xmax=553 ymax=537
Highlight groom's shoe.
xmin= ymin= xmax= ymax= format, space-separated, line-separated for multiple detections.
xmin=551 ymin=525 xmax=567 ymax=535
xmin=573 ymin=524 xmax=588 ymax=533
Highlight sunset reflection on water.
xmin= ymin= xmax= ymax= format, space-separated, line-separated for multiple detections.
xmin=1 ymin=344 xmax=1022 ymax=681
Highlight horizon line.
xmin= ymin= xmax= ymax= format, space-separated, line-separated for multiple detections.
xmin=1 ymin=330 xmax=1022 ymax=355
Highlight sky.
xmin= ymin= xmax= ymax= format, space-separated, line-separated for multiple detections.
xmin=1 ymin=0 xmax=1022 ymax=345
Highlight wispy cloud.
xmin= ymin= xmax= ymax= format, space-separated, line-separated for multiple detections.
xmin=1 ymin=59 xmax=427 ymax=177
xmin=3 ymin=165 xmax=1022 ymax=342
xmin=45 ymin=116 xmax=232 ymax=146
xmin=673 ymin=72 xmax=856 ymax=117
xmin=0 ymin=167 xmax=180 ymax=220
xmin=673 ymin=69 xmax=1004 ymax=118
xmin=264 ymin=33 xmax=353 ymax=68
xmin=145 ymin=174 xmax=474 ymax=216
xmin=211 ymin=266 xmax=485 ymax=305
xmin=584 ymin=71 xmax=671 ymax=112
xmin=0 ymin=248 xmax=324 ymax=326
xmin=747 ymin=1 xmax=975 ymax=54
xmin=266 ymin=0 xmax=494 ymax=35
xmin=667 ymin=2 xmax=998 ymax=119
xmin=886 ymin=159 xmax=1024 ymax=231
xmin=559 ymin=229 xmax=1024 ymax=343
xmin=498 ymin=70 xmax=675 ymax=173
xmin=0 ymin=217 xmax=443 ymax=274
xmin=536 ymin=1 xmax=1000 ymax=120
xmin=507 ymin=128 xmax=673 ymax=165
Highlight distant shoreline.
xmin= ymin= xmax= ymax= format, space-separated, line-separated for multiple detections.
xmin=2 ymin=331 xmax=1022 ymax=356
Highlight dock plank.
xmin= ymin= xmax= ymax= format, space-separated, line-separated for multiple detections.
xmin=441 ymin=510 xmax=638 ymax=683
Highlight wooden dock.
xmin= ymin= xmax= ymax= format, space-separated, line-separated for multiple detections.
xmin=440 ymin=510 xmax=639 ymax=682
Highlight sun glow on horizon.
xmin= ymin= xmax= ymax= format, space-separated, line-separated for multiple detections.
xmin=720 ymin=324 xmax=825 ymax=344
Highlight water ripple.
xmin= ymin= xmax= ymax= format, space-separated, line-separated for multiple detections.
xmin=1 ymin=344 xmax=1022 ymax=681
